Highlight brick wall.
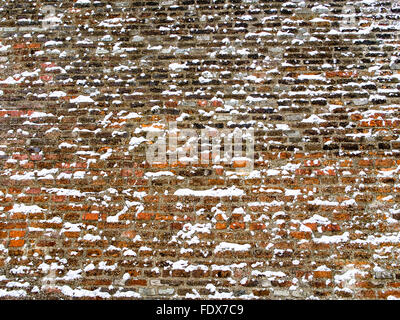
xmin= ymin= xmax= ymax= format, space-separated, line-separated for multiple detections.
xmin=1 ymin=0 xmax=400 ymax=300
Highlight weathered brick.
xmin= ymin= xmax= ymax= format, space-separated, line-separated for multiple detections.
xmin=0 ymin=0 xmax=399 ymax=302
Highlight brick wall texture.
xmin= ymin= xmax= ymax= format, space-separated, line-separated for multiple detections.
xmin=1 ymin=0 xmax=400 ymax=300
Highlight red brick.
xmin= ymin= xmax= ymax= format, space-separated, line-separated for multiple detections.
xmin=9 ymin=230 xmax=26 ymax=238
xmin=9 ymin=239 xmax=24 ymax=247
xmin=82 ymin=213 xmax=99 ymax=221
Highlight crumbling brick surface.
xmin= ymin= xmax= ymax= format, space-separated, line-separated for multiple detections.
xmin=1 ymin=0 xmax=400 ymax=300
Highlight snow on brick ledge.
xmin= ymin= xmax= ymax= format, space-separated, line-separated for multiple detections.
xmin=0 ymin=0 xmax=400 ymax=301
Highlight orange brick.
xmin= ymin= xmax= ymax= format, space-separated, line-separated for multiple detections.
xmin=13 ymin=43 xmax=25 ymax=49
xmin=215 ymin=222 xmax=227 ymax=230
xmin=321 ymin=224 xmax=341 ymax=232
xmin=325 ymin=71 xmax=356 ymax=78
xmin=290 ymin=231 xmax=312 ymax=240
xmin=211 ymin=100 xmax=223 ymax=107
xmin=63 ymin=231 xmax=80 ymax=238
xmin=82 ymin=213 xmax=99 ymax=221
xmin=28 ymin=43 xmax=41 ymax=49
xmin=375 ymin=159 xmax=395 ymax=167
xmin=9 ymin=230 xmax=26 ymax=238
xmin=233 ymin=160 xmax=248 ymax=168
xmin=9 ymin=239 xmax=24 ymax=247
xmin=136 ymin=212 xmax=154 ymax=220
xmin=230 ymin=222 xmax=245 ymax=229
xmin=304 ymin=223 xmax=318 ymax=231
xmin=126 ymin=279 xmax=147 ymax=286
xmin=197 ymin=100 xmax=208 ymax=107
xmin=165 ymin=100 xmax=178 ymax=108
xmin=359 ymin=159 xmax=373 ymax=167
xmin=249 ymin=223 xmax=266 ymax=231
xmin=313 ymin=271 xmax=332 ymax=278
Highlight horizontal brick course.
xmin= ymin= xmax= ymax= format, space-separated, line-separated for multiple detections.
xmin=0 ymin=0 xmax=400 ymax=300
